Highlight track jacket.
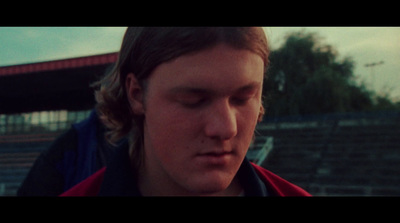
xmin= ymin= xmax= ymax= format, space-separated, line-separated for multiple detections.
xmin=60 ymin=144 xmax=311 ymax=197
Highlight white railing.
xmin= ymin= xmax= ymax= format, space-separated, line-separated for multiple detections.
xmin=247 ymin=136 xmax=273 ymax=166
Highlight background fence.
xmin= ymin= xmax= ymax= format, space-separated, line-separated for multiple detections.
xmin=0 ymin=111 xmax=399 ymax=196
xmin=259 ymin=111 xmax=400 ymax=196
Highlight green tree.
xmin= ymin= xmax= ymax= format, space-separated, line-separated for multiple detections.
xmin=263 ymin=30 xmax=397 ymax=117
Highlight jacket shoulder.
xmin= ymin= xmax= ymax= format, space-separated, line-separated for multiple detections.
xmin=251 ymin=163 xmax=311 ymax=196
xmin=60 ymin=167 xmax=106 ymax=196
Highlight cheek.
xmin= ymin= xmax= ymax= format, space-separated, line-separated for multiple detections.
xmin=148 ymin=105 xmax=199 ymax=137
xmin=236 ymin=103 xmax=262 ymax=143
xmin=238 ymin=98 xmax=261 ymax=125
xmin=144 ymin=106 xmax=202 ymax=185
xmin=144 ymin=102 xmax=200 ymax=156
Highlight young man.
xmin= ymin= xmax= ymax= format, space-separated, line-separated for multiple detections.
xmin=61 ymin=27 xmax=310 ymax=196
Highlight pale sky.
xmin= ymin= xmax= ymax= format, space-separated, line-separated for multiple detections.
xmin=1 ymin=27 xmax=399 ymax=101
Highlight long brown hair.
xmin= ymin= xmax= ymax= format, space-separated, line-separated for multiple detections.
xmin=94 ymin=27 xmax=269 ymax=168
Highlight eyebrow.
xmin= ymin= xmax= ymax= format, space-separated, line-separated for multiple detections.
xmin=168 ymin=82 xmax=261 ymax=95
xmin=235 ymin=82 xmax=261 ymax=93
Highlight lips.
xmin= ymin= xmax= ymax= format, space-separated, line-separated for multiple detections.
xmin=202 ymin=151 xmax=231 ymax=157
xmin=196 ymin=151 xmax=233 ymax=165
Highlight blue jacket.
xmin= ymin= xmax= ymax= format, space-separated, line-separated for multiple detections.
xmin=18 ymin=110 xmax=119 ymax=196
xmin=57 ymin=110 xmax=101 ymax=191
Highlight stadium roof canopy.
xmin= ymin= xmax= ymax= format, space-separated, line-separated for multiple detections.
xmin=0 ymin=53 xmax=118 ymax=114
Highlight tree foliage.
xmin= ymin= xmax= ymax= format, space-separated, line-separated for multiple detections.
xmin=263 ymin=30 xmax=399 ymax=117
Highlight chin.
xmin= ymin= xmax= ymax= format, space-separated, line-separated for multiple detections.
xmin=184 ymin=172 xmax=236 ymax=196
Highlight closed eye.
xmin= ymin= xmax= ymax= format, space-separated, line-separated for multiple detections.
xmin=230 ymin=96 xmax=250 ymax=106
xmin=169 ymin=87 xmax=210 ymax=109
xmin=174 ymin=94 xmax=209 ymax=109
xmin=230 ymin=86 xmax=259 ymax=106
xmin=180 ymin=99 xmax=207 ymax=108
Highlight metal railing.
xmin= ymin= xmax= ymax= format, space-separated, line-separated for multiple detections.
xmin=247 ymin=136 xmax=274 ymax=166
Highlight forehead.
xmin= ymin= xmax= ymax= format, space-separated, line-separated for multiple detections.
xmin=147 ymin=44 xmax=264 ymax=93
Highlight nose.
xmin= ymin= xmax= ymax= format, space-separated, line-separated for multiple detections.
xmin=204 ymin=100 xmax=238 ymax=140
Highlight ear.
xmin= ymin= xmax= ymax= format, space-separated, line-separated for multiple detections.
xmin=126 ymin=73 xmax=145 ymax=115
xmin=257 ymin=105 xmax=265 ymax=123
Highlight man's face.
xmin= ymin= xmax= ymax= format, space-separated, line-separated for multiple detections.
xmin=140 ymin=43 xmax=264 ymax=195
